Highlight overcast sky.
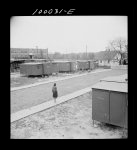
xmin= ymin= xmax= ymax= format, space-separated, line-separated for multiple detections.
xmin=10 ymin=16 xmax=127 ymax=53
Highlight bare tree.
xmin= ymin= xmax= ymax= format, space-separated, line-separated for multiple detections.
xmin=108 ymin=37 xmax=127 ymax=64
xmin=88 ymin=53 xmax=95 ymax=60
xmin=53 ymin=52 xmax=62 ymax=59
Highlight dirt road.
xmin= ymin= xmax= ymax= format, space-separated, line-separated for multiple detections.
xmin=11 ymin=69 xmax=127 ymax=113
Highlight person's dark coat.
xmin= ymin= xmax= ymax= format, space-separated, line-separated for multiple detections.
xmin=52 ymin=86 xmax=58 ymax=98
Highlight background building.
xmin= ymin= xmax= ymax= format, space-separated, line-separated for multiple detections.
xmin=10 ymin=48 xmax=48 ymax=59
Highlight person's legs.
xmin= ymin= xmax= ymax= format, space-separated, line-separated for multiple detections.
xmin=54 ymin=97 xmax=56 ymax=103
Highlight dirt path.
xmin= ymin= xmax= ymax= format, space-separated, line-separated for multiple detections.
xmin=11 ymin=69 xmax=127 ymax=113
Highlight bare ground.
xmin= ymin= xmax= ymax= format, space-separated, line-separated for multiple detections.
xmin=10 ymin=72 xmax=75 ymax=88
xmin=11 ymin=92 xmax=127 ymax=139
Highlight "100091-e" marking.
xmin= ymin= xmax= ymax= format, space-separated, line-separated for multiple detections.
xmin=32 ymin=9 xmax=76 ymax=15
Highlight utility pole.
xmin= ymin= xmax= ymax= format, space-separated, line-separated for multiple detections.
xmin=86 ymin=44 xmax=87 ymax=60
xmin=41 ymin=49 xmax=43 ymax=59
xmin=47 ymin=48 xmax=48 ymax=60
xmin=36 ymin=46 xmax=38 ymax=59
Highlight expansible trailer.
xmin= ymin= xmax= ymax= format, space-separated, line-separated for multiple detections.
xmin=20 ymin=62 xmax=59 ymax=76
xmin=69 ymin=61 xmax=78 ymax=72
xmin=56 ymin=61 xmax=70 ymax=72
xmin=43 ymin=62 xmax=59 ymax=75
xmin=54 ymin=61 xmax=77 ymax=72
xmin=77 ymin=60 xmax=89 ymax=70
xmin=20 ymin=62 xmax=44 ymax=76
xmin=88 ymin=60 xmax=95 ymax=70
xmin=10 ymin=59 xmax=26 ymax=72
xmin=92 ymin=75 xmax=128 ymax=128
xmin=19 ymin=60 xmax=97 ymax=76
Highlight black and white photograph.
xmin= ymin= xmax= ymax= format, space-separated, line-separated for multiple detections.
xmin=10 ymin=15 xmax=128 ymax=139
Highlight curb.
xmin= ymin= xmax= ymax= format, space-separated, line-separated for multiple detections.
xmin=11 ymin=87 xmax=92 ymax=123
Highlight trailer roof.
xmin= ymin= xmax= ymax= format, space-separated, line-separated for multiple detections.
xmin=10 ymin=58 xmax=15 ymax=61
xmin=53 ymin=60 xmax=73 ymax=63
xmin=100 ymin=74 xmax=127 ymax=83
xmin=77 ymin=60 xmax=89 ymax=62
xmin=92 ymin=81 xmax=127 ymax=93
xmin=21 ymin=62 xmax=43 ymax=65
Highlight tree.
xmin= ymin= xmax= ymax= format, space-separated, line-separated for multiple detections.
xmin=53 ymin=52 xmax=62 ymax=59
xmin=88 ymin=53 xmax=95 ymax=60
xmin=107 ymin=37 xmax=127 ymax=64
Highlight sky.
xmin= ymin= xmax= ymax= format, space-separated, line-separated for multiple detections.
xmin=10 ymin=16 xmax=127 ymax=53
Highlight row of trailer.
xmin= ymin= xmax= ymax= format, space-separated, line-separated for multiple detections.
xmin=20 ymin=60 xmax=98 ymax=76
xmin=10 ymin=59 xmax=26 ymax=72
xmin=10 ymin=59 xmax=49 ymax=72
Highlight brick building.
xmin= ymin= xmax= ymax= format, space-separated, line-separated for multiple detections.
xmin=10 ymin=48 xmax=48 ymax=59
